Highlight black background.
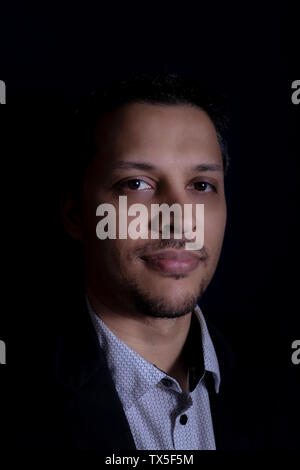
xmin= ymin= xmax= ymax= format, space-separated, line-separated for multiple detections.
xmin=0 ymin=0 xmax=299 ymax=447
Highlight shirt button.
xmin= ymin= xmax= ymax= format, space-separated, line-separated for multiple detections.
xmin=161 ymin=378 xmax=173 ymax=387
xmin=179 ymin=414 xmax=188 ymax=425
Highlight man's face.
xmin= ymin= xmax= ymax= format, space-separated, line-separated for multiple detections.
xmin=79 ymin=103 xmax=227 ymax=318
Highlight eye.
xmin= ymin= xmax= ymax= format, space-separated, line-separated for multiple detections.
xmin=119 ymin=178 xmax=152 ymax=191
xmin=189 ymin=181 xmax=216 ymax=192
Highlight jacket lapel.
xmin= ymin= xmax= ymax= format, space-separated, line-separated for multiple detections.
xmin=205 ymin=318 xmax=257 ymax=450
xmin=53 ymin=291 xmax=136 ymax=450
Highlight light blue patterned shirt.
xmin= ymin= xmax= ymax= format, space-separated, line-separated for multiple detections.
xmin=86 ymin=297 xmax=220 ymax=450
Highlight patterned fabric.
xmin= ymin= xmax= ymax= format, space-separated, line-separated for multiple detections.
xmin=86 ymin=297 xmax=221 ymax=450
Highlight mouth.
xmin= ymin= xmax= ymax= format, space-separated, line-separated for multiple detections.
xmin=140 ymin=250 xmax=205 ymax=275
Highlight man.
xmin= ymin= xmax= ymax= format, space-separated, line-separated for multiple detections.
xmin=0 ymin=74 xmax=294 ymax=450
xmin=62 ymin=73 xmax=230 ymax=450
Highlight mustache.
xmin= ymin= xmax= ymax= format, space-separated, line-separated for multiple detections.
xmin=135 ymin=238 xmax=208 ymax=259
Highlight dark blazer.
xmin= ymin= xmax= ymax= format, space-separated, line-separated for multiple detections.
xmin=0 ymin=288 xmax=297 ymax=450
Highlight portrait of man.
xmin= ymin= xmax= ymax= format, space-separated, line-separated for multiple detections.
xmin=0 ymin=2 xmax=299 ymax=453
xmin=60 ymin=74 xmax=228 ymax=450
xmin=1 ymin=72 xmax=297 ymax=451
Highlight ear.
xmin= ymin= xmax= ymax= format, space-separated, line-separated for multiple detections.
xmin=60 ymin=191 xmax=83 ymax=241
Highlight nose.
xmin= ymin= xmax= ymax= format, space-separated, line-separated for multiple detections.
xmin=149 ymin=181 xmax=197 ymax=239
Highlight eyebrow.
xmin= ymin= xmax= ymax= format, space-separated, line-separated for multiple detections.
xmin=190 ymin=163 xmax=223 ymax=172
xmin=111 ymin=161 xmax=223 ymax=172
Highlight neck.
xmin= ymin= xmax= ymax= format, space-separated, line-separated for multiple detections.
xmin=86 ymin=284 xmax=192 ymax=391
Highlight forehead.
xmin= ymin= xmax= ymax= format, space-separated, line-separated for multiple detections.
xmin=93 ymin=102 xmax=223 ymax=168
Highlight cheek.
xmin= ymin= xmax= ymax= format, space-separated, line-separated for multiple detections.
xmin=203 ymin=203 xmax=227 ymax=248
xmin=98 ymin=239 xmax=141 ymax=272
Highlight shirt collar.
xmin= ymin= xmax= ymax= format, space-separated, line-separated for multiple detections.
xmin=86 ymin=297 xmax=165 ymax=410
xmin=194 ymin=305 xmax=221 ymax=393
xmin=86 ymin=297 xmax=221 ymax=410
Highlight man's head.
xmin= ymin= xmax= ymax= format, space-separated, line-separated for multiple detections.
xmin=62 ymin=74 xmax=229 ymax=319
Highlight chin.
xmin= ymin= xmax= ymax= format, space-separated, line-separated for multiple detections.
xmin=126 ymin=275 xmax=203 ymax=319
xmin=148 ymin=272 xmax=204 ymax=295
xmin=134 ymin=292 xmax=199 ymax=319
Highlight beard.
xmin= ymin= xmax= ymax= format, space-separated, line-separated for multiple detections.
xmin=99 ymin=240 xmax=211 ymax=319
xmin=126 ymin=277 xmax=208 ymax=319
xmin=121 ymin=241 xmax=210 ymax=318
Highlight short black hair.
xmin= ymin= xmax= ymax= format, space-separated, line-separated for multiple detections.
xmin=64 ymin=73 xmax=230 ymax=200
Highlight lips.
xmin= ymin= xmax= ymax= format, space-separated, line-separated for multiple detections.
xmin=140 ymin=250 xmax=203 ymax=275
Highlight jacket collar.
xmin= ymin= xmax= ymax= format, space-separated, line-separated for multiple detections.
xmin=53 ymin=287 xmax=136 ymax=450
